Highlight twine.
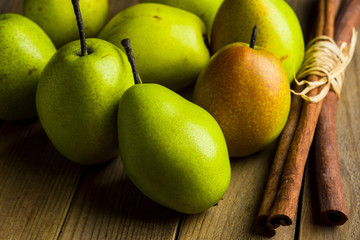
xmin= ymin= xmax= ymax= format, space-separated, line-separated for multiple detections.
xmin=291 ymin=28 xmax=358 ymax=103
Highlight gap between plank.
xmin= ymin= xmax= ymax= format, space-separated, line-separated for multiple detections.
xmin=294 ymin=163 xmax=306 ymax=240
xmin=56 ymin=167 xmax=85 ymax=240
xmin=173 ymin=214 xmax=184 ymax=240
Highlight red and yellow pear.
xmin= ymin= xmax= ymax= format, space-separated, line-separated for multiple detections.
xmin=193 ymin=26 xmax=291 ymax=157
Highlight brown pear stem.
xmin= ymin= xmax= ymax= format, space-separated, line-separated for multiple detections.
xmin=249 ymin=25 xmax=257 ymax=49
xmin=71 ymin=0 xmax=87 ymax=56
xmin=121 ymin=39 xmax=141 ymax=85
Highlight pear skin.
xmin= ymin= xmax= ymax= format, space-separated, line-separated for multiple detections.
xmin=211 ymin=0 xmax=304 ymax=83
xmin=0 ymin=13 xmax=56 ymax=121
xmin=36 ymin=39 xmax=133 ymax=164
xmin=98 ymin=3 xmax=210 ymax=91
xmin=193 ymin=42 xmax=291 ymax=157
xmin=118 ymin=84 xmax=231 ymax=214
xmin=139 ymin=0 xmax=224 ymax=34
xmin=24 ymin=0 xmax=108 ymax=48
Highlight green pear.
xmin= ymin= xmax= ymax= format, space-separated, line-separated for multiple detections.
xmin=36 ymin=0 xmax=133 ymax=164
xmin=0 ymin=13 xmax=56 ymax=121
xmin=98 ymin=3 xmax=210 ymax=91
xmin=211 ymin=0 xmax=304 ymax=83
xmin=23 ymin=0 xmax=108 ymax=48
xmin=139 ymin=0 xmax=224 ymax=33
xmin=117 ymin=39 xmax=231 ymax=214
xmin=194 ymin=27 xmax=291 ymax=157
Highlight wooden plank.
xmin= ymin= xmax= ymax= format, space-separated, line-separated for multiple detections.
xmin=0 ymin=0 xmax=22 ymax=13
xmin=108 ymin=0 xmax=139 ymax=19
xmin=177 ymin=0 xmax=312 ymax=239
xmin=178 ymin=144 xmax=297 ymax=240
xmin=59 ymin=157 xmax=181 ymax=240
xmin=58 ymin=1 xmax=181 ymax=239
xmin=1 ymin=0 xmax=359 ymax=239
xmin=0 ymin=2 xmax=83 ymax=240
xmin=299 ymin=41 xmax=360 ymax=239
xmin=0 ymin=120 xmax=82 ymax=240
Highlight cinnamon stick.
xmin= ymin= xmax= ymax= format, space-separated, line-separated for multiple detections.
xmin=315 ymin=0 xmax=360 ymax=225
xmin=266 ymin=0 xmax=339 ymax=230
xmin=255 ymin=83 xmax=303 ymax=237
xmin=335 ymin=0 xmax=360 ymax=44
xmin=255 ymin=0 xmax=328 ymax=234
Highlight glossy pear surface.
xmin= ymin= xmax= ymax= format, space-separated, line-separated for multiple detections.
xmin=118 ymin=84 xmax=231 ymax=214
xmin=0 ymin=13 xmax=56 ymax=121
xmin=24 ymin=0 xmax=108 ymax=48
xmin=211 ymin=0 xmax=304 ymax=83
xmin=98 ymin=3 xmax=210 ymax=91
xmin=36 ymin=39 xmax=133 ymax=164
xmin=194 ymin=43 xmax=291 ymax=157
xmin=139 ymin=0 xmax=224 ymax=33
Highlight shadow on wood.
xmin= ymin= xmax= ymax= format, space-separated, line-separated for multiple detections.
xmin=59 ymin=156 xmax=181 ymax=239
xmin=0 ymin=120 xmax=82 ymax=240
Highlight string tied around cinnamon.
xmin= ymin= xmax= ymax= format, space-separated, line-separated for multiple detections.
xmin=291 ymin=28 xmax=358 ymax=103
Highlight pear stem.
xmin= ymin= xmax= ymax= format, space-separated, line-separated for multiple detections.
xmin=121 ymin=39 xmax=141 ymax=85
xmin=250 ymin=25 xmax=257 ymax=49
xmin=71 ymin=0 xmax=88 ymax=56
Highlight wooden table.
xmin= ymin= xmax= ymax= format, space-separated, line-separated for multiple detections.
xmin=1 ymin=0 xmax=359 ymax=239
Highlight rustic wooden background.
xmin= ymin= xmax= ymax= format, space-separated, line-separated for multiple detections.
xmin=0 ymin=0 xmax=359 ymax=239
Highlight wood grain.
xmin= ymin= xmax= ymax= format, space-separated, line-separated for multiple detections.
xmin=0 ymin=0 xmax=360 ymax=239
xmin=0 ymin=120 xmax=82 ymax=240
xmin=299 ymin=39 xmax=360 ymax=240
xmin=108 ymin=0 xmax=139 ymax=19
xmin=1 ymin=2 xmax=82 ymax=239
xmin=178 ymin=144 xmax=297 ymax=240
xmin=59 ymin=157 xmax=180 ymax=240
xmin=58 ymin=1 xmax=181 ymax=239
xmin=0 ymin=0 xmax=22 ymax=13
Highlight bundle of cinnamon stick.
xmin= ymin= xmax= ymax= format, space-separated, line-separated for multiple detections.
xmin=255 ymin=0 xmax=360 ymax=237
